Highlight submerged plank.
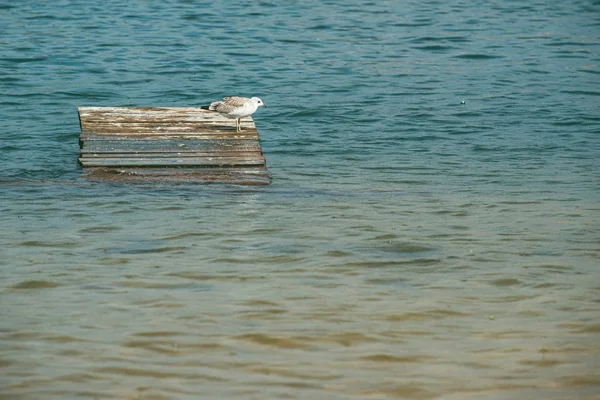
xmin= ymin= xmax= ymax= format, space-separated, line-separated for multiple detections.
xmin=82 ymin=167 xmax=272 ymax=185
xmin=78 ymin=106 xmax=271 ymax=185
xmin=78 ymin=169 xmax=273 ymax=185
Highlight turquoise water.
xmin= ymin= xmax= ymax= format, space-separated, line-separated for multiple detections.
xmin=1 ymin=1 xmax=599 ymax=399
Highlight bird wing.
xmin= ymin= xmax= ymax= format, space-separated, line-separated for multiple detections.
xmin=209 ymin=96 xmax=249 ymax=113
xmin=223 ymin=96 xmax=250 ymax=107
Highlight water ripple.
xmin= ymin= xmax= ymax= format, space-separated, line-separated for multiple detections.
xmin=1 ymin=0 xmax=599 ymax=398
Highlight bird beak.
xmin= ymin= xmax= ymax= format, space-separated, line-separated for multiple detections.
xmin=262 ymin=103 xmax=267 ymax=108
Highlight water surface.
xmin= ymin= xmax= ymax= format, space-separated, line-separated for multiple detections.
xmin=1 ymin=1 xmax=599 ymax=399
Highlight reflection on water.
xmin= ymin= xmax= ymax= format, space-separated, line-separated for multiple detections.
xmin=1 ymin=0 xmax=599 ymax=398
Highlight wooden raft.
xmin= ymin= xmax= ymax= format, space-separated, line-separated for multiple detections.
xmin=78 ymin=107 xmax=271 ymax=185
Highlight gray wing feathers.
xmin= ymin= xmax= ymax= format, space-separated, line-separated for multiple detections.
xmin=222 ymin=97 xmax=249 ymax=107
xmin=209 ymin=97 xmax=250 ymax=113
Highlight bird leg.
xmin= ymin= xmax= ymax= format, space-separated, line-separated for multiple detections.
xmin=236 ymin=118 xmax=241 ymax=133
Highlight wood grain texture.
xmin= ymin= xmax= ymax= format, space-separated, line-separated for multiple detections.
xmin=78 ymin=107 xmax=271 ymax=184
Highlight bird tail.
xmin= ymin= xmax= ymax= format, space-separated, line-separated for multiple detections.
xmin=207 ymin=101 xmax=222 ymax=111
xmin=201 ymin=101 xmax=223 ymax=111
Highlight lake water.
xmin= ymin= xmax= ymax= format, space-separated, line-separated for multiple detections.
xmin=1 ymin=1 xmax=599 ymax=399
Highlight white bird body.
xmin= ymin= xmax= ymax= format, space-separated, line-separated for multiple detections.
xmin=207 ymin=96 xmax=266 ymax=132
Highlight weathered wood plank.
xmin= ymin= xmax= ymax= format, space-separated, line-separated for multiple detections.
xmin=79 ymin=156 xmax=266 ymax=168
xmin=80 ymin=139 xmax=263 ymax=154
xmin=80 ymin=137 xmax=259 ymax=145
xmin=80 ymin=129 xmax=257 ymax=136
xmin=81 ymin=140 xmax=261 ymax=151
xmin=78 ymin=107 xmax=231 ymax=120
xmin=80 ymin=115 xmax=251 ymax=124
xmin=81 ymin=147 xmax=263 ymax=155
xmin=81 ymin=151 xmax=263 ymax=158
xmin=79 ymin=106 xmax=215 ymax=115
xmin=80 ymin=125 xmax=257 ymax=133
xmin=78 ymin=106 xmax=270 ymax=184
xmin=78 ymin=106 xmax=254 ymax=132
xmin=79 ymin=107 xmax=254 ymax=130
xmin=79 ymin=133 xmax=259 ymax=143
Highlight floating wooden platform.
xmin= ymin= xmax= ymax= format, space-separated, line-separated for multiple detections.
xmin=78 ymin=107 xmax=271 ymax=185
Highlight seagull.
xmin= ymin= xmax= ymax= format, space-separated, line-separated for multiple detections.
xmin=202 ymin=96 xmax=266 ymax=133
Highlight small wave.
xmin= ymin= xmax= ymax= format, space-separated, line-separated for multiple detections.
xmin=413 ymin=45 xmax=455 ymax=52
xmin=10 ymin=280 xmax=60 ymax=289
xmin=393 ymin=22 xmax=432 ymax=27
xmin=560 ymin=90 xmax=600 ymax=97
xmin=0 ymin=56 xmax=48 ymax=64
xmin=454 ymin=53 xmax=504 ymax=59
xmin=119 ymin=246 xmax=187 ymax=254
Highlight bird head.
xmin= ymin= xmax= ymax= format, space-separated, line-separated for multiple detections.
xmin=251 ymin=97 xmax=266 ymax=108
